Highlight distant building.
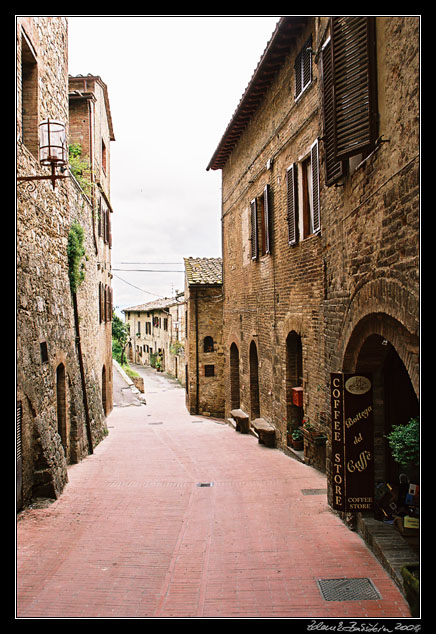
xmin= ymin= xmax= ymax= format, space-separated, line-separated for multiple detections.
xmin=184 ymin=258 xmax=224 ymax=418
xmin=17 ymin=18 xmax=115 ymax=509
xmin=123 ymin=295 xmax=185 ymax=385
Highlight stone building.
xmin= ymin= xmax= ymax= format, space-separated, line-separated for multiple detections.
xmin=123 ymin=295 xmax=185 ymax=385
xmin=207 ymin=17 xmax=419 ymax=511
xmin=184 ymin=258 xmax=224 ymax=418
xmin=16 ymin=17 xmax=115 ymax=510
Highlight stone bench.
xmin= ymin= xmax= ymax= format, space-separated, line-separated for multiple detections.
xmin=230 ymin=409 xmax=250 ymax=434
xmin=251 ymin=418 xmax=276 ymax=448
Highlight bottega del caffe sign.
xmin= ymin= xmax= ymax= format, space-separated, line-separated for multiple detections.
xmin=331 ymin=373 xmax=374 ymax=512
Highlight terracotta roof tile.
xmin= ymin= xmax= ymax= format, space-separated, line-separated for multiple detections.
xmin=184 ymin=257 xmax=222 ymax=286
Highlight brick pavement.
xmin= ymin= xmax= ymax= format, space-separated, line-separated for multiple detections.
xmin=16 ymin=365 xmax=412 ymax=619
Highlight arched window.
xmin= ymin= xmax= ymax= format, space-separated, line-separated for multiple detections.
xmin=203 ymin=336 xmax=214 ymax=353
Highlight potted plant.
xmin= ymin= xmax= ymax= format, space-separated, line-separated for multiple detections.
xmin=292 ymin=427 xmax=304 ymax=450
xmin=401 ymin=563 xmax=419 ymax=617
xmin=286 ymin=422 xmax=293 ymax=447
xmin=386 ymin=416 xmax=419 ymax=481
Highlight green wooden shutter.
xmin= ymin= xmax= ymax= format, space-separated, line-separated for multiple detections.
xmin=331 ymin=16 xmax=378 ymax=160
xmin=287 ymin=164 xmax=297 ymax=245
xmin=321 ymin=38 xmax=344 ymax=185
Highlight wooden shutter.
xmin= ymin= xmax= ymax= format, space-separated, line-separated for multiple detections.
xmin=263 ymin=184 xmax=271 ymax=254
xmin=321 ymin=38 xmax=344 ymax=185
xmin=295 ymin=35 xmax=312 ymax=99
xmin=331 ymin=17 xmax=378 ymax=160
xmin=286 ymin=165 xmax=297 ymax=245
xmin=99 ymin=282 xmax=103 ymax=323
xmin=250 ymin=199 xmax=258 ymax=260
xmin=311 ymin=139 xmax=321 ymax=234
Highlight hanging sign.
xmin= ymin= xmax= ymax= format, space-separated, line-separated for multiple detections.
xmin=330 ymin=373 xmax=374 ymax=512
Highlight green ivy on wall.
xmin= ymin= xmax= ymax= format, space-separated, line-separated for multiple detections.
xmin=67 ymin=222 xmax=86 ymax=293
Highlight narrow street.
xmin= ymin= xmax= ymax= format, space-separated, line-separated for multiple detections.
xmin=16 ymin=364 xmax=411 ymax=619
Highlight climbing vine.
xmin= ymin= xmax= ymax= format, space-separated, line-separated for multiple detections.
xmin=67 ymin=222 xmax=86 ymax=293
xmin=69 ymin=144 xmax=92 ymax=195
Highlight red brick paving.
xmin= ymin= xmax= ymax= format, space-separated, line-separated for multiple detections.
xmin=16 ymin=367 xmax=412 ymax=619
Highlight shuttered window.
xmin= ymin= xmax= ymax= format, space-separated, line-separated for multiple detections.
xmin=311 ymin=139 xmax=321 ymax=234
xmin=286 ymin=164 xmax=297 ymax=246
xmin=321 ymin=38 xmax=344 ymax=185
xmin=250 ymin=199 xmax=258 ymax=260
xmin=295 ymin=35 xmax=312 ymax=100
xmin=331 ymin=16 xmax=378 ymax=161
xmin=263 ymin=184 xmax=272 ymax=255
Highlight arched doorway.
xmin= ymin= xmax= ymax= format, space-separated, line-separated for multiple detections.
xmin=56 ymin=363 xmax=67 ymax=454
xmin=102 ymin=365 xmax=107 ymax=416
xmin=249 ymin=340 xmax=260 ymax=419
xmin=230 ymin=343 xmax=240 ymax=410
xmin=354 ymin=334 xmax=419 ymax=484
xmin=286 ymin=331 xmax=303 ymax=428
xmin=344 ymin=314 xmax=419 ymax=488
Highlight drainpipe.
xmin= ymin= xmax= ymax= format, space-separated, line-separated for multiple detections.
xmin=195 ymin=288 xmax=199 ymax=414
xmin=72 ymin=292 xmax=94 ymax=454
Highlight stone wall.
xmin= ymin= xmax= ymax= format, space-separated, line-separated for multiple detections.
xmin=17 ymin=17 xmax=112 ymax=509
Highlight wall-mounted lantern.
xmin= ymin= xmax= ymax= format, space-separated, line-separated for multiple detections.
xmin=17 ymin=119 xmax=69 ymax=190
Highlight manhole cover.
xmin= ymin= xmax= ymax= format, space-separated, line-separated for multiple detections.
xmin=197 ymin=482 xmax=214 ymax=487
xmin=317 ymin=578 xmax=381 ymax=602
xmin=301 ymin=488 xmax=327 ymax=495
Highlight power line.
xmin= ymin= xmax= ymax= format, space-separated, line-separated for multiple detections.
xmin=112 ymin=274 xmax=166 ymax=298
xmin=113 ymin=268 xmax=184 ymax=273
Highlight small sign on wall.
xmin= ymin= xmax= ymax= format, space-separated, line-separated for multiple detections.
xmin=331 ymin=373 xmax=374 ymax=512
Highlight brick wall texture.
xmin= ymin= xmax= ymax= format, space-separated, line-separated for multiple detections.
xmin=216 ymin=17 xmax=419 ymax=495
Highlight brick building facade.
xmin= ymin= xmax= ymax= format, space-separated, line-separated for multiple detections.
xmin=184 ymin=258 xmax=224 ymax=418
xmin=16 ymin=17 xmax=115 ymax=509
xmin=207 ymin=17 xmax=419 ymax=511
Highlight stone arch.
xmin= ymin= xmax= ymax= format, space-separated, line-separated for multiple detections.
xmin=249 ymin=339 xmax=260 ymax=419
xmin=339 ymin=279 xmax=419 ymax=396
xmin=56 ymin=363 xmax=67 ymax=454
xmin=229 ymin=342 xmax=241 ymax=410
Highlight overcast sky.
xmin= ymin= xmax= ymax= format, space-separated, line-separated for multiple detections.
xmin=67 ymin=15 xmax=280 ymax=316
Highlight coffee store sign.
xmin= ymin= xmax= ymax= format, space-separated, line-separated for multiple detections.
xmin=330 ymin=373 xmax=374 ymax=512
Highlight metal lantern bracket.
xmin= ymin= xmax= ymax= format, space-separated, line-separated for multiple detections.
xmin=17 ymin=118 xmax=69 ymax=190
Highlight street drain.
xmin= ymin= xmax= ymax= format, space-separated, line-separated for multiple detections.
xmin=317 ymin=578 xmax=381 ymax=602
xmin=301 ymin=488 xmax=327 ymax=495
xmin=197 ymin=482 xmax=214 ymax=487
xmin=148 ymin=422 xmax=163 ymax=425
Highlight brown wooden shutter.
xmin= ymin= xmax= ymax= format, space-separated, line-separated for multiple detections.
xmin=99 ymin=282 xmax=103 ymax=323
xmin=311 ymin=139 xmax=321 ymax=234
xmin=321 ymin=38 xmax=344 ymax=185
xmin=98 ymin=198 xmax=102 ymax=237
xmin=263 ymin=184 xmax=271 ymax=254
xmin=250 ymin=199 xmax=258 ymax=260
xmin=286 ymin=164 xmax=297 ymax=245
xmin=331 ymin=16 xmax=378 ymax=160
xmin=295 ymin=35 xmax=312 ymax=99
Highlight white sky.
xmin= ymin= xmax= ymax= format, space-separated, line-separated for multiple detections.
xmin=67 ymin=15 xmax=280 ymax=316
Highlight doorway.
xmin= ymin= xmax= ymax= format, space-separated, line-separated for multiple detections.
xmin=249 ymin=340 xmax=260 ymax=419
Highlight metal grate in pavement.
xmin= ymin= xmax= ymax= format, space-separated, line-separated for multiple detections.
xmin=148 ymin=422 xmax=163 ymax=425
xmin=317 ymin=578 xmax=381 ymax=602
xmin=197 ymin=482 xmax=214 ymax=487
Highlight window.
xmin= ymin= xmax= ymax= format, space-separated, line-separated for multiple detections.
xmin=101 ymin=139 xmax=107 ymax=173
xmin=287 ymin=139 xmax=320 ymax=244
xmin=330 ymin=17 xmax=378 ymax=162
xmin=204 ymin=336 xmax=214 ymax=353
xmin=294 ymin=35 xmax=312 ymax=100
xmin=137 ymin=321 xmax=141 ymax=335
xmin=250 ymin=187 xmax=272 ymax=259
xmin=250 ymin=199 xmax=258 ymax=260
xmin=40 ymin=341 xmax=48 ymax=363
xmin=21 ymin=30 xmax=38 ymax=158
xmin=205 ymin=365 xmax=215 ymax=377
